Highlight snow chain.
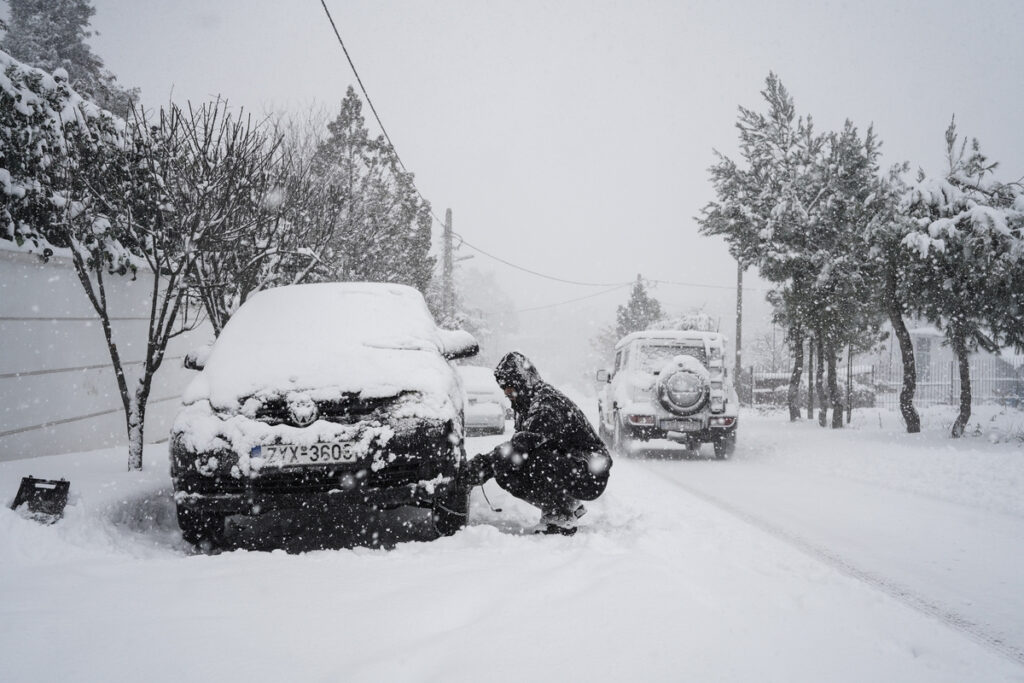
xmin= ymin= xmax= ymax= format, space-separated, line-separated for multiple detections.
xmin=434 ymin=500 xmax=468 ymax=517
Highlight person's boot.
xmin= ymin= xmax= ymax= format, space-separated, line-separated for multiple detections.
xmin=534 ymin=502 xmax=586 ymax=536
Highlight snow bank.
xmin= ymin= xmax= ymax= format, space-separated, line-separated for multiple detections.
xmin=2 ymin=420 xmax=1023 ymax=682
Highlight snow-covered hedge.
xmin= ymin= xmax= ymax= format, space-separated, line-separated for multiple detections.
xmin=0 ymin=48 xmax=124 ymax=255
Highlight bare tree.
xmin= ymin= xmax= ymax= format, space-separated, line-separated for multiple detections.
xmin=184 ymin=102 xmax=341 ymax=335
xmin=55 ymin=103 xmax=213 ymax=470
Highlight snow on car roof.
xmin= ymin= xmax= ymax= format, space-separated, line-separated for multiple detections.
xmin=184 ymin=283 xmax=460 ymax=409
xmin=457 ymin=365 xmax=502 ymax=393
xmin=615 ymin=329 xmax=726 ymax=350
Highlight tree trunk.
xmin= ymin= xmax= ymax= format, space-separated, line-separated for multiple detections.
xmin=127 ymin=381 xmax=151 ymax=471
xmin=806 ymin=337 xmax=815 ymax=419
xmin=886 ymin=270 xmax=920 ymax=433
xmin=828 ymin=345 xmax=843 ymax=428
xmin=816 ymin=335 xmax=827 ymax=427
xmin=787 ymin=326 xmax=804 ymax=421
xmin=950 ymin=328 xmax=972 ymax=438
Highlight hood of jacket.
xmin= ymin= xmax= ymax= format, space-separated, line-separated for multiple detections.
xmin=493 ymin=351 xmax=542 ymax=408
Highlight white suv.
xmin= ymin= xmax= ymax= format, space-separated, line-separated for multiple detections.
xmin=596 ymin=330 xmax=738 ymax=459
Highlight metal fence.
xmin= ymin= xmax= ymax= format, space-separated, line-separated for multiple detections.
xmin=872 ymin=355 xmax=1024 ymax=409
xmin=745 ymin=354 xmax=1024 ymax=409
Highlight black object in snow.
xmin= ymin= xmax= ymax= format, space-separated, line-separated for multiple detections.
xmin=10 ymin=476 xmax=70 ymax=523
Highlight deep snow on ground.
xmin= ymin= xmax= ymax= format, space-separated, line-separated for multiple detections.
xmin=2 ymin=404 xmax=1024 ymax=682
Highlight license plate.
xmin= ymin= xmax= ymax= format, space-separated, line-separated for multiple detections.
xmin=662 ymin=419 xmax=701 ymax=432
xmin=258 ymin=443 xmax=360 ymax=467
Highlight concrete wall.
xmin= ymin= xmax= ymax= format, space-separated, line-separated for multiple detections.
xmin=0 ymin=248 xmax=212 ymax=462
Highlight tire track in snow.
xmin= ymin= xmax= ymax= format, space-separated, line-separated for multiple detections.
xmin=654 ymin=467 xmax=1024 ymax=668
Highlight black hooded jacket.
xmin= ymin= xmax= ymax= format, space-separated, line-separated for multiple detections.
xmin=493 ymin=352 xmax=612 ymax=498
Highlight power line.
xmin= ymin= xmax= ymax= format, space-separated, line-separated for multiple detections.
xmin=317 ymin=3 xmax=654 ymax=290
xmin=516 ymin=279 xmax=765 ymax=314
xmin=318 ymin=1 xmax=414 ymax=178
xmin=649 ymin=278 xmax=752 ymax=291
xmin=316 ymin=4 xmax=758 ymax=296
xmin=516 ymin=284 xmax=632 ymax=313
xmin=453 ymin=233 xmax=630 ymax=287
xmin=452 ymin=234 xmax=765 ymax=292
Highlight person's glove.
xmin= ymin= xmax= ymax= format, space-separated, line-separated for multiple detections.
xmin=459 ymin=451 xmax=497 ymax=487
xmin=509 ymin=431 xmax=547 ymax=454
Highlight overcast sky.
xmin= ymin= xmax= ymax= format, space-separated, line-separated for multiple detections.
xmin=24 ymin=0 xmax=1024 ymax=343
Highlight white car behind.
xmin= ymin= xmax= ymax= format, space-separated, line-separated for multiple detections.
xmin=457 ymin=365 xmax=509 ymax=435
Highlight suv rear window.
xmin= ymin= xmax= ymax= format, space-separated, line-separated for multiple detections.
xmin=635 ymin=343 xmax=707 ymax=373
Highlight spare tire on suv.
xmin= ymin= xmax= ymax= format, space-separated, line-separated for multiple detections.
xmin=656 ymin=355 xmax=710 ymax=416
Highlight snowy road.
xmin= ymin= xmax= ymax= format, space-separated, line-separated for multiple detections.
xmin=2 ymin=406 xmax=1024 ymax=682
xmin=631 ymin=420 xmax=1024 ymax=666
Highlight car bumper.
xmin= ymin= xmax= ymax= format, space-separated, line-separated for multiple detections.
xmin=464 ymin=405 xmax=505 ymax=432
xmin=173 ymin=473 xmax=455 ymax=515
xmin=465 ymin=417 xmax=505 ymax=433
xmin=622 ymin=417 xmax=737 ymax=443
xmin=170 ymin=425 xmax=461 ymax=516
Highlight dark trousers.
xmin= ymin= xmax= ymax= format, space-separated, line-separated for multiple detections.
xmin=491 ymin=447 xmax=609 ymax=515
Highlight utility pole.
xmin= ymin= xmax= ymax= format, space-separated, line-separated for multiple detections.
xmin=735 ymin=260 xmax=744 ymax=400
xmin=443 ymin=208 xmax=454 ymax=324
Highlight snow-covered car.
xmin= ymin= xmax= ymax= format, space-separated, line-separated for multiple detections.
xmin=170 ymin=283 xmax=479 ymax=547
xmin=457 ymin=365 xmax=509 ymax=435
xmin=596 ymin=329 xmax=738 ymax=458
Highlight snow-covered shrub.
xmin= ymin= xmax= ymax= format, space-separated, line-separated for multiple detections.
xmin=0 ymin=47 xmax=123 ymax=254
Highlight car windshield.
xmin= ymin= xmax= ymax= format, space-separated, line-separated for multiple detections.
xmin=635 ymin=343 xmax=707 ymax=373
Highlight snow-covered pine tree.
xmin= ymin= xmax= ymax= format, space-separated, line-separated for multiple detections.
xmin=809 ymin=121 xmax=887 ymax=428
xmin=699 ymin=73 xmax=825 ymax=422
xmin=311 ymin=87 xmax=435 ymax=292
xmin=1 ymin=0 xmax=138 ymax=115
xmin=701 ymin=75 xmax=890 ymax=427
xmin=901 ymin=120 xmax=1024 ymax=438
xmin=590 ymin=276 xmax=664 ymax=363
xmin=616 ymin=275 xmax=664 ymax=338
xmin=862 ymin=163 xmax=922 ymax=432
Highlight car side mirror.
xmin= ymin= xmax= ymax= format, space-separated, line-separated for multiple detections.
xmin=439 ymin=329 xmax=479 ymax=360
xmin=183 ymin=344 xmax=212 ymax=371
xmin=596 ymin=369 xmax=610 ymax=383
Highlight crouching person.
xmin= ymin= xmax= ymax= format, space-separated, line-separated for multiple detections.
xmin=461 ymin=351 xmax=612 ymax=535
